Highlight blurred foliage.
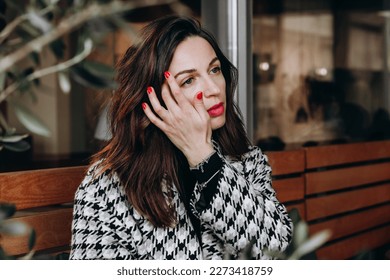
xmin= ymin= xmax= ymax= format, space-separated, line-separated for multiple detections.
xmin=0 ymin=0 xmax=188 ymax=153
xmin=224 ymin=208 xmax=332 ymax=260
xmin=0 ymin=202 xmax=35 ymax=259
xmin=280 ymin=208 xmax=331 ymax=260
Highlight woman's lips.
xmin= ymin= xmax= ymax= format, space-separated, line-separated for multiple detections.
xmin=207 ymin=102 xmax=224 ymax=117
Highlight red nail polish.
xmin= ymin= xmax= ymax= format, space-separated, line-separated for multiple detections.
xmin=164 ymin=71 xmax=170 ymax=79
xmin=147 ymin=86 xmax=152 ymax=94
xmin=196 ymin=92 xmax=203 ymax=100
xmin=142 ymin=103 xmax=147 ymax=110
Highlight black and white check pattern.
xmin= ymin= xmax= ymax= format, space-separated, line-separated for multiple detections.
xmin=70 ymin=145 xmax=292 ymax=260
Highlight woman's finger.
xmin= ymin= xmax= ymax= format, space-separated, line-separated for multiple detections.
xmin=164 ymin=71 xmax=191 ymax=108
xmin=192 ymin=91 xmax=210 ymax=122
xmin=161 ymin=82 xmax=180 ymax=113
xmin=146 ymin=86 xmax=169 ymax=120
xmin=142 ymin=102 xmax=168 ymax=131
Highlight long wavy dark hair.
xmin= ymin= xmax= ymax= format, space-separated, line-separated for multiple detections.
xmin=94 ymin=16 xmax=250 ymax=227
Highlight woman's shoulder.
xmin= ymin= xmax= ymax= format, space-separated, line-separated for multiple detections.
xmin=75 ymin=160 xmax=126 ymax=204
xmin=240 ymin=145 xmax=267 ymax=162
xmin=237 ymin=146 xmax=270 ymax=174
xmin=73 ymin=161 xmax=144 ymax=231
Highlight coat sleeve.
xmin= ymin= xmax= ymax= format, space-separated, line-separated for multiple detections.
xmin=70 ymin=168 xmax=139 ymax=260
xmin=190 ymin=146 xmax=293 ymax=259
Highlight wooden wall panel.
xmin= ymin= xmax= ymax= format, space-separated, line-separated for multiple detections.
xmin=305 ymin=162 xmax=390 ymax=194
xmin=0 ymin=166 xmax=86 ymax=210
xmin=306 ymin=184 xmax=390 ymax=221
xmin=1 ymin=208 xmax=73 ymax=256
xmin=273 ymin=176 xmax=305 ymax=203
xmin=316 ymin=225 xmax=390 ymax=260
xmin=266 ymin=150 xmax=305 ymax=176
xmin=305 ymin=140 xmax=390 ymax=169
xmin=309 ymin=204 xmax=390 ymax=241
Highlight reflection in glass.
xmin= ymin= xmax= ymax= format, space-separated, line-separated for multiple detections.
xmin=253 ymin=3 xmax=390 ymax=150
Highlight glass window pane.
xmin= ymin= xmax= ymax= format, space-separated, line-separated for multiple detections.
xmin=253 ymin=2 xmax=390 ymax=151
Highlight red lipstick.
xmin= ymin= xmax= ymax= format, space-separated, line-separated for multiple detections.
xmin=207 ymin=102 xmax=224 ymax=117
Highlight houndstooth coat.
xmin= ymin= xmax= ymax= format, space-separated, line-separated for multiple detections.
xmin=70 ymin=143 xmax=292 ymax=260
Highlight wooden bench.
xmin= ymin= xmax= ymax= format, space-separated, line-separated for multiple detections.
xmin=0 ymin=166 xmax=86 ymax=257
xmin=2 ymin=141 xmax=389 ymax=260
xmin=304 ymin=140 xmax=390 ymax=259
xmin=2 ymin=150 xmax=306 ymax=258
xmin=267 ymin=150 xmax=306 ymax=220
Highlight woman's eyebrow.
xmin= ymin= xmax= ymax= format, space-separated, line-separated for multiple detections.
xmin=174 ymin=57 xmax=220 ymax=79
xmin=209 ymin=57 xmax=219 ymax=66
xmin=174 ymin=68 xmax=196 ymax=79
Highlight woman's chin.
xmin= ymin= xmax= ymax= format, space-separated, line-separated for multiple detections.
xmin=211 ymin=117 xmax=226 ymax=131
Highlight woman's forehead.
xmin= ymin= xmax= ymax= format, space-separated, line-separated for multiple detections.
xmin=169 ymin=36 xmax=218 ymax=72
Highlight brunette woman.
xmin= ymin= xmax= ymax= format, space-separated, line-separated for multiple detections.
xmin=70 ymin=15 xmax=292 ymax=260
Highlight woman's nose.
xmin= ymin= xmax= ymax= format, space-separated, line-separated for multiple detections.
xmin=202 ymin=77 xmax=220 ymax=97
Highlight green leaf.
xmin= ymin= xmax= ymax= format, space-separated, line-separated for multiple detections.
xmin=28 ymin=229 xmax=36 ymax=251
xmin=18 ymin=249 xmax=35 ymax=260
xmin=288 ymin=208 xmax=301 ymax=224
xmin=3 ymin=140 xmax=31 ymax=152
xmin=0 ymin=134 xmax=29 ymax=143
xmin=58 ymin=71 xmax=71 ymax=94
xmin=0 ymin=203 xmax=16 ymax=221
xmin=288 ymin=229 xmax=332 ymax=260
xmin=11 ymin=102 xmax=51 ymax=137
xmin=0 ymin=220 xmax=30 ymax=236
xmin=26 ymin=11 xmax=52 ymax=33
xmin=293 ymin=220 xmax=309 ymax=247
xmin=17 ymin=251 xmax=35 ymax=260
xmin=19 ymin=21 xmax=42 ymax=39
xmin=0 ymin=71 xmax=6 ymax=91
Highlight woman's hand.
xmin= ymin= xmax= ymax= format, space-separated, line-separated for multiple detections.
xmin=143 ymin=72 xmax=214 ymax=167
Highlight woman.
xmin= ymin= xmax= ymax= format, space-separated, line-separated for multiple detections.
xmin=70 ymin=15 xmax=292 ymax=260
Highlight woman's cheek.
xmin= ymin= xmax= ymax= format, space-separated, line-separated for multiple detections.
xmin=183 ymin=89 xmax=198 ymax=103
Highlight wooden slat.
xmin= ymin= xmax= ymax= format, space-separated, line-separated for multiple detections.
xmin=1 ymin=208 xmax=73 ymax=256
xmin=306 ymin=184 xmax=390 ymax=221
xmin=266 ymin=150 xmax=305 ymax=176
xmin=0 ymin=166 xmax=86 ymax=210
xmin=309 ymin=204 xmax=390 ymax=241
xmin=273 ymin=176 xmax=305 ymax=203
xmin=316 ymin=225 xmax=390 ymax=259
xmin=305 ymin=162 xmax=390 ymax=195
xmin=305 ymin=140 xmax=390 ymax=169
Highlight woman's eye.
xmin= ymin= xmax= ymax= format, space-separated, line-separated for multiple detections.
xmin=182 ymin=77 xmax=194 ymax=86
xmin=211 ymin=66 xmax=221 ymax=74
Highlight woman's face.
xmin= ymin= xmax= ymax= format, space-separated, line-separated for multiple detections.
xmin=167 ymin=36 xmax=227 ymax=130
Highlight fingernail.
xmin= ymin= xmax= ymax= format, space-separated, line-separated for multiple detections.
xmin=164 ymin=71 xmax=170 ymax=79
xmin=142 ymin=102 xmax=147 ymax=110
xmin=196 ymin=92 xmax=203 ymax=100
xmin=147 ymin=86 xmax=152 ymax=94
